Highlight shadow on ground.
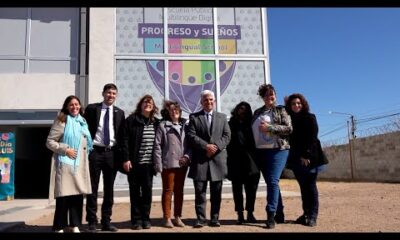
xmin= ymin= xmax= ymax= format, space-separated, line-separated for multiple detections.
xmin=6 ymin=218 xmax=303 ymax=233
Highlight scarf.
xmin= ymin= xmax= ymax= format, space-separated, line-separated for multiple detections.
xmin=58 ymin=114 xmax=93 ymax=173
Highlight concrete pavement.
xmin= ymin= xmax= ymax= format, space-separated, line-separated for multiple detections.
xmin=0 ymin=181 xmax=300 ymax=232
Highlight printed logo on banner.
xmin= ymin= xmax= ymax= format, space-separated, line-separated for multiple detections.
xmin=0 ymin=132 xmax=15 ymax=200
xmin=138 ymin=11 xmax=240 ymax=113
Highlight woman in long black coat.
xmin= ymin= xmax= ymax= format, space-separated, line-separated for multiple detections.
xmin=227 ymin=101 xmax=260 ymax=224
xmin=285 ymin=93 xmax=328 ymax=227
xmin=122 ymin=94 xmax=160 ymax=230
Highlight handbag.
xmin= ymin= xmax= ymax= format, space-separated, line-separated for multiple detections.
xmin=310 ymin=139 xmax=329 ymax=168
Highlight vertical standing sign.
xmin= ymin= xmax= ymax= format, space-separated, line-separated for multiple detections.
xmin=0 ymin=132 xmax=15 ymax=200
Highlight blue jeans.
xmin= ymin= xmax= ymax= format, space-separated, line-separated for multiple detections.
xmin=257 ymin=149 xmax=288 ymax=213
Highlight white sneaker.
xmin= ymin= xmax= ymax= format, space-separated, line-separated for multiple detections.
xmin=72 ymin=227 xmax=80 ymax=233
xmin=55 ymin=229 xmax=64 ymax=233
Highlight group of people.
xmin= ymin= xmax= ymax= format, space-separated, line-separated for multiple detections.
xmin=45 ymin=83 xmax=328 ymax=233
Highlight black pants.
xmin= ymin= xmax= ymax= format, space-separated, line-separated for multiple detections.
xmin=53 ymin=195 xmax=83 ymax=231
xmin=231 ymin=173 xmax=260 ymax=213
xmin=127 ymin=163 xmax=154 ymax=224
xmin=86 ymin=149 xmax=117 ymax=225
xmin=193 ymin=180 xmax=223 ymax=222
xmin=293 ymin=167 xmax=319 ymax=220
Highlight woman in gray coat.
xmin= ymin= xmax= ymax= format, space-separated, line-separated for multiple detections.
xmin=153 ymin=100 xmax=191 ymax=228
xmin=46 ymin=95 xmax=93 ymax=233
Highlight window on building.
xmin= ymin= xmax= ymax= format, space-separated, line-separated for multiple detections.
xmin=116 ymin=59 xmax=165 ymax=112
xmin=115 ymin=8 xmax=269 ymax=116
xmin=0 ymin=8 xmax=79 ymax=74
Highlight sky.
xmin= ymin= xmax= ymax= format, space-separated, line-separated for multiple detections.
xmin=266 ymin=8 xmax=400 ymax=144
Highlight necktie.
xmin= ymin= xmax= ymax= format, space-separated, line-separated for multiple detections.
xmin=206 ymin=113 xmax=211 ymax=130
xmin=104 ymin=107 xmax=110 ymax=146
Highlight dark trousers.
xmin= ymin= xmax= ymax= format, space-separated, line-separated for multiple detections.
xmin=193 ymin=180 xmax=223 ymax=221
xmin=53 ymin=195 xmax=83 ymax=231
xmin=86 ymin=149 xmax=117 ymax=225
xmin=127 ymin=163 xmax=154 ymax=224
xmin=231 ymin=173 xmax=260 ymax=213
xmin=293 ymin=167 xmax=319 ymax=220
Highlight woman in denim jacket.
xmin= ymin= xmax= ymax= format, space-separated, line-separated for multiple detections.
xmin=251 ymin=84 xmax=292 ymax=229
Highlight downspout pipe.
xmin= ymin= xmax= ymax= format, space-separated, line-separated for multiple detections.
xmin=78 ymin=7 xmax=89 ymax=106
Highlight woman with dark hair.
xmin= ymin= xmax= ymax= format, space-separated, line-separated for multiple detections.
xmin=46 ymin=95 xmax=93 ymax=233
xmin=122 ymin=94 xmax=160 ymax=230
xmin=227 ymin=101 xmax=260 ymax=225
xmin=154 ymin=100 xmax=191 ymax=228
xmin=252 ymin=84 xmax=292 ymax=229
xmin=285 ymin=93 xmax=328 ymax=227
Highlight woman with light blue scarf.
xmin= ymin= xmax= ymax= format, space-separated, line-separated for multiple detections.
xmin=46 ymin=95 xmax=93 ymax=233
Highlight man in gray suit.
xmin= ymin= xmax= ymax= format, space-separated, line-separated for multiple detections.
xmin=187 ymin=90 xmax=231 ymax=228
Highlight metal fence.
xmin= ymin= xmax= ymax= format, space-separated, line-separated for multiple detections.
xmin=321 ymin=121 xmax=400 ymax=148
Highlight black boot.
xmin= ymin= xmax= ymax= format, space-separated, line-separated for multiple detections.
xmin=274 ymin=211 xmax=285 ymax=224
xmin=306 ymin=214 xmax=317 ymax=227
xmin=247 ymin=212 xmax=257 ymax=223
xmin=237 ymin=212 xmax=245 ymax=225
xmin=295 ymin=214 xmax=308 ymax=225
xmin=266 ymin=212 xmax=275 ymax=229
xmin=307 ymin=217 xmax=317 ymax=227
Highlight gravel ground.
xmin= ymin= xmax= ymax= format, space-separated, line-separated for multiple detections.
xmin=7 ymin=179 xmax=400 ymax=232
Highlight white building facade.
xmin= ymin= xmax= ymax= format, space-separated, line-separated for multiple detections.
xmin=0 ymin=8 xmax=270 ymax=198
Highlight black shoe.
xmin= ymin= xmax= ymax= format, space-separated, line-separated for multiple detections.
xmin=265 ymin=212 xmax=275 ymax=229
xmin=193 ymin=220 xmax=206 ymax=228
xmin=131 ymin=221 xmax=143 ymax=230
xmin=87 ymin=223 xmax=97 ymax=233
xmin=247 ymin=212 xmax=257 ymax=223
xmin=295 ymin=214 xmax=308 ymax=225
xmin=237 ymin=212 xmax=245 ymax=225
xmin=102 ymin=223 xmax=118 ymax=232
xmin=209 ymin=220 xmax=221 ymax=227
xmin=266 ymin=220 xmax=275 ymax=229
xmin=274 ymin=211 xmax=285 ymax=224
xmin=142 ymin=221 xmax=151 ymax=229
xmin=306 ymin=218 xmax=317 ymax=227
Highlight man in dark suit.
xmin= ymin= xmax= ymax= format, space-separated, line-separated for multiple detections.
xmin=187 ymin=90 xmax=231 ymax=228
xmin=84 ymin=83 xmax=125 ymax=232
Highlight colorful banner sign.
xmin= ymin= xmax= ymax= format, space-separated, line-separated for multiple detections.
xmin=138 ymin=23 xmax=241 ymax=39
xmin=139 ymin=8 xmax=239 ymax=113
xmin=0 ymin=132 xmax=15 ymax=200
